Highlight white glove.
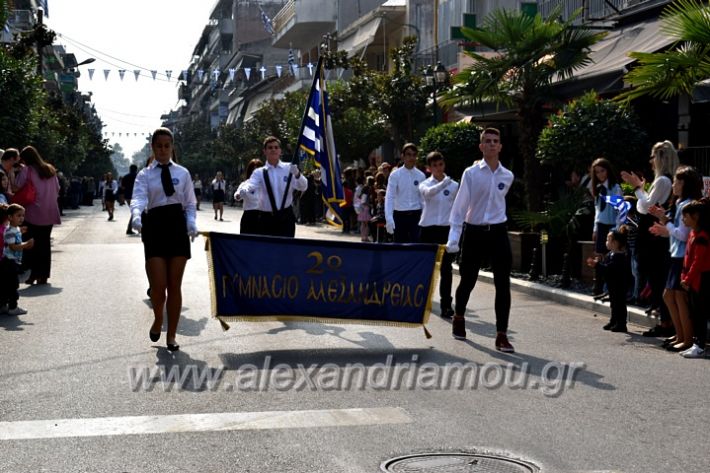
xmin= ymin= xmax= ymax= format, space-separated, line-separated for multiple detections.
xmin=385 ymin=221 xmax=395 ymax=235
xmin=131 ymin=215 xmax=142 ymax=232
xmin=445 ymin=240 xmax=460 ymax=253
xmin=187 ymin=221 xmax=199 ymax=241
xmin=290 ymin=164 xmax=300 ymax=177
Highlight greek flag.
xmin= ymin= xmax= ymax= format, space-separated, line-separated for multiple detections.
xmin=39 ymin=0 xmax=49 ymax=16
xmin=294 ymin=57 xmax=344 ymax=226
xmin=260 ymin=9 xmax=274 ymax=35
xmin=604 ymin=195 xmax=632 ymax=228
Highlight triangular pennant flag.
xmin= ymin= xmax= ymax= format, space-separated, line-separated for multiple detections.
xmin=103 ymin=69 xmax=110 ymax=80
xmin=118 ymin=70 xmax=126 ymax=81
xmin=111 ymin=132 xmax=115 ymax=136
xmin=275 ymin=65 xmax=283 ymax=77
xmin=197 ymin=69 xmax=205 ymax=81
xmin=134 ymin=70 xmax=141 ymax=81
xmin=244 ymin=68 xmax=251 ymax=81
xmin=292 ymin=64 xmax=299 ymax=76
xmin=259 ymin=66 xmax=266 ymax=80
xmin=118 ymin=132 xmax=122 ymax=137
xmin=88 ymin=69 xmax=95 ymax=80
xmin=228 ymin=68 xmax=236 ymax=81
xmin=212 ymin=68 xmax=220 ymax=81
xmin=181 ymin=70 xmax=189 ymax=81
xmin=166 ymin=70 xmax=172 ymax=81
xmin=134 ymin=133 xmax=137 ymax=137
xmin=151 ymin=70 xmax=157 ymax=80
xmin=307 ymin=62 xmax=314 ymax=77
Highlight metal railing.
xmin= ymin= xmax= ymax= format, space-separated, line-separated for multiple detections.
xmin=537 ymin=0 xmax=659 ymax=22
xmin=679 ymin=146 xmax=710 ymax=177
xmin=272 ymin=0 xmax=295 ymax=34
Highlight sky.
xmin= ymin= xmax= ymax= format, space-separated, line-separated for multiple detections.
xmin=46 ymin=0 xmax=217 ymax=158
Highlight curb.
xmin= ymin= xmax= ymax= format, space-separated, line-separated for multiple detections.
xmin=472 ymin=270 xmax=658 ymax=329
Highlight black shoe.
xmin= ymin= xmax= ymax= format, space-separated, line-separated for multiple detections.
xmin=452 ymin=316 xmax=466 ymax=340
xmin=126 ymin=230 xmax=135 ymax=235
xmin=167 ymin=342 xmax=180 ymax=352
xmin=642 ymin=325 xmax=668 ymax=337
xmin=593 ymin=291 xmax=609 ymax=301
xmin=610 ymin=325 xmax=627 ymax=333
xmin=149 ymin=331 xmax=160 ymax=342
xmin=440 ymin=307 xmax=454 ymax=319
xmin=661 ymin=337 xmax=677 ymax=347
xmin=146 ymin=287 xmax=151 ymax=297
xmin=603 ymin=322 xmax=614 ymax=330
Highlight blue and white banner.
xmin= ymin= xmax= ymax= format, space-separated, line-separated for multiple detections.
xmin=604 ymin=195 xmax=632 ymax=227
xmin=206 ymin=233 xmax=443 ymax=330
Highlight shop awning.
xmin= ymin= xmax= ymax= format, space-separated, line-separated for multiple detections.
xmin=338 ymin=17 xmax=382 ymax=56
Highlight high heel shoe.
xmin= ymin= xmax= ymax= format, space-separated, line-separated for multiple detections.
xmin=24 ymin=277 xmax=36 ymax=285
xmin=166 ymin=341 xmax=180 ymax=352
xmin=149 ymin=330 xmax=160 ymax=342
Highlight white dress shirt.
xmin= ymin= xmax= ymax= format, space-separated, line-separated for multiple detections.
xmin=448 ymin=159 xmax=514 ymax=244
xmin=241 ymin=160 xmax=307 ymax=211
xmin=419 ymin=175 xmax=459 ymax=227
xmin=130 ymin=160 xmax=197 ymax=228
xmin=212 ymin=179 xmax=225 ymax=191
xmin=384 ymin=165 xmax=426 ymax=223
xmin=635 ymin=175 xmax=672 ymax=215
xmin=235 ymin=180 xmax=261 ymax=211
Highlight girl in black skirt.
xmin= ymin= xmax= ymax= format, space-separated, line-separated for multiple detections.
xmin=211 ymin=171 xmax=226 ymax=221
xmin=130 ymin=128 xmax=198 ymax=352
xmin=234 ymin=158 xmax=263 ymax=234
xmin=103 ymin=172 xmax=118 ymax=221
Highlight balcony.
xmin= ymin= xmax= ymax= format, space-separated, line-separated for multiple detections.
xmin=7 ymin=9 xmax=35 ymax=30
xmin=272 ymin=0 xmax=336 ymax=49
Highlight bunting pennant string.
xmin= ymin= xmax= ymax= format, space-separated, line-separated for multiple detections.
xmin=244 ymin=67 xmax=251 ymax=81
xmin=165 ymin=70 xmax=172 ymax=81
xmin=103 ymin=69 xmax=110 ymax=80
xmin=118 ymin=69 xmax=126 ymax=81
xmin=151 ymin=70 xmax=157 ymax=80
xmin=134 ymin=70 xmax=141 ymax=81
xmin=88 ymin=68 xmax=95 ymax=80
xmin=275 ymin=65 xmax=282 ymax=78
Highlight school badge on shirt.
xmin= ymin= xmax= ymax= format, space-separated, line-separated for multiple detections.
xmin=498 ymin=182 xmax=505 ymax=190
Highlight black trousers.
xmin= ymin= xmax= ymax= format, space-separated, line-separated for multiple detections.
xmin=609 ymin=290 xmax=628 ymax=327
xmin=455 ymin=223 xmax=512 ymax=333
xmin=420 ymin=225 xmax=454 ymax=309
xmin=393 ymin=210 xmax=421 ymax=243
xmin=240 ymin=210 xmax=261 ymax=235
xmin=688 ymin=273 xmax=710 ymax=348
xmin=0 ymin=258 xmax=20 ymax=308
xmin=22 ymin=222 xmax=54 ymax=280
xmin=258 ymin=208 xmax=296 ymax=237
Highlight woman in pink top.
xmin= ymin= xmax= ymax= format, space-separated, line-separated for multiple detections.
xmin=14 ymin=146 xmax=61 ymax=285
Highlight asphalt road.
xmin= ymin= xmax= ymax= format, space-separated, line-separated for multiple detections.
xmin=0 ymin=202 xmax=708 ymax=473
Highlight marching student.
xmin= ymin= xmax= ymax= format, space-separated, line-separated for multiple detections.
xmin=419 ymin=151 xmax=458 ymax=318
xmin=235 ymin=158 xmax=263 ymax=235
xmin=446 ymin=128 xmax=515 ymax=352
xmin=130 ymin=127 xmax=198 ymax=352
xmin=211 ymin=171 xmax=226 ymax=221
xmin=240 ymin=136 xmax=307 ymax=237
xmin=385 ymin=143 xmax=426 ymax=243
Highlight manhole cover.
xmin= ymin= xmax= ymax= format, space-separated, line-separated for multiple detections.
xmin=381 ymin=453 xmax=538 ymax=473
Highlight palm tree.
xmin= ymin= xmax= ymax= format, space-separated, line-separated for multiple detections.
xmin=441 ymin=6 xmax=606 ymax=211
xmin=618 ymin=0 xmax=710 ymax=101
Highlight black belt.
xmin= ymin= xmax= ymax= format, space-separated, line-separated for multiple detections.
xmin=394 ymin=209 xmax=422 ymax=216
xmin=465 ymin=222 xmax=506 ymax=232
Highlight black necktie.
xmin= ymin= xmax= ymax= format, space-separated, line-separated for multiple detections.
xmin=158 ymin=163 xmax=175 ymax=196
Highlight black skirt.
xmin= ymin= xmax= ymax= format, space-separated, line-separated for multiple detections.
xmin=213 ymin=188 xmax=225 ymax=204
xmin=104 ymin=189 xmax=116 ymax=202
xmin=240 ymin=209 xmax=261 ymax=235
xmin=141 ymin=204 xmax=191 ymax=260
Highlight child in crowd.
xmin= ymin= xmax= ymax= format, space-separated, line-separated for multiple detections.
xmin=0 ymin=172 xmax=9 ymax=205
xmin=679 ymin=199 xmax=710 ymax=358
xmin=0 ymin=204 xmax=34 ymax=315
xmin=371 ymin=189 xmax=387 ymax=243
xmin=587 ymin=226 xmax=631 ymax=332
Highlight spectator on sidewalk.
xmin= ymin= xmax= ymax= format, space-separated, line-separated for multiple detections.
xmin=590 ymin=157 xmax=622 ymax=297
xmin=0 ymin=204 xmax=34 ymax=315
xmin=587 ymin=227 xmax=631 ymax=332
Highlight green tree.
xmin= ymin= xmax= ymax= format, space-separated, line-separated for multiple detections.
xmin=375 ymin=37 xmax=429 ymax=148
xmin=419 ymin=121 xmax=482 ymax=180
xmin=537 ymin=91 xmax=648 ymax=174
xmin=442 ymin=6 xmax=606 ymax=210
xmin=618 ymin=0 xmax=710 ymax=101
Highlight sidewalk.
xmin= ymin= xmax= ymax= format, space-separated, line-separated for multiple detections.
xmin=474 ymin=269 xmax=658 ymax=329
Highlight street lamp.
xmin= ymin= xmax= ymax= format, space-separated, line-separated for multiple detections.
xmin=424 ymin=61 xmax=448 ymax=125
xmin=63 ymin=57 xmax=95 ymax=71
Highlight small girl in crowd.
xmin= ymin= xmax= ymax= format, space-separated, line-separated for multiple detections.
xmin=590 ymin=157 xmax=622 ymax=297
xmin=679 ymin=199 xmax=710 ymax=358
xmin=587 ymin=226 xmax=631 ymax=332
xmin=0 ymin=204 xmax=34 ymax=315
xmin=0 ymin=173 xmax=10 ymax=205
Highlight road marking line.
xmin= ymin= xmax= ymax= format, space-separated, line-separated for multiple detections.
xmin=0 ymin=407 xmax=412 ymax=441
